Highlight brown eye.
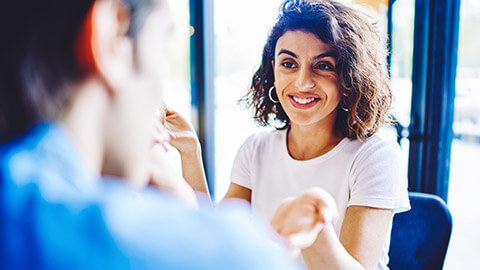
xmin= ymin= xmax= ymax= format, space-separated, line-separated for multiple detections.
xmin=281 ymin=61 xmax=297 ymax=69
xmin=315 ymin=63 xmax=334 ymax=71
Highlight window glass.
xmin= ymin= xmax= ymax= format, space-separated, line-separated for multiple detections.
xmin=214 ymin=0 xmax=284 ymax=200
xmin=445 ymin=0 xmax=480 ymax=268
xmin=389 ymin=0 xmax=415 ymax=166
xmin=163 ymin=0 xmax=191 ymax=117
xmin=160 ymin=0 xmax=191 ymax=174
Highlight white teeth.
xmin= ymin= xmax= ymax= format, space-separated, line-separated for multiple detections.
xmin=292 ymin=96 xmax=315 ymax=104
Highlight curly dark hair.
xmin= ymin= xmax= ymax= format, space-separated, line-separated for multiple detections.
xmin=243 ymin=0 xmax=392 ymax=141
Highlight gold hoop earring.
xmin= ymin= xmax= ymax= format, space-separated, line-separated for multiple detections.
xmin=268 ymin=86 xmax=279 ymax=103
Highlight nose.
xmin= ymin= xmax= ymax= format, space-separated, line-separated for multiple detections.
xmin=294 ymin=67 xmax=315 ymax=91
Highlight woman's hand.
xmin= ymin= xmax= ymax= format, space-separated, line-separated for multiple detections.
xmin=156 ymin=108 xmax=209 ymax=194
xmin=163 ymin=108 xmax=200 ymax=155
xmin=270 ymin=188 xmax=338 ymax=253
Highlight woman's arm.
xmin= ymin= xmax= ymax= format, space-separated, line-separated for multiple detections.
xmin=175 ymin=144 xmax=208 ymax=193
xmin=223 ymin=182 xmax=252 ymax=202
xmin=269 ymin=189 xmax=393 ymax=270
xmin=340 ymin=207 xmax=394 ymax=269
xmin=301 ymin=206 xmax=393 ymax=270
xmin=161 ymin=108 xmax=209 ymax=194
xmin=160 ymin=108 xmax=253 ymax=204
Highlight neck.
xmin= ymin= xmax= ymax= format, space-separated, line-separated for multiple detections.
xmin=60 ymin=78 xmax=109 ymax=177
xmin=287 ymin=114 xmax=343 ymax=160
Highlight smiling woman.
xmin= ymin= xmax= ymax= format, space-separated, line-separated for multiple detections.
xmin=222 ymin=0 xmax=410 ymax=269
xmin=245 ymin=0 xmax=392 ymax=142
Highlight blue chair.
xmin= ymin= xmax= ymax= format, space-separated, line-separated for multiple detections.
xmin=388 ymin=192 xmax=452 ymax=270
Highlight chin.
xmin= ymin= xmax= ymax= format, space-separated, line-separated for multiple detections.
xmin=286 ymin=111 xmax=318 ymax=125
xmin=290 ymin=119 xmax=320 ymax=127
xmin=286 ymin=108 xmax=338 ymax=128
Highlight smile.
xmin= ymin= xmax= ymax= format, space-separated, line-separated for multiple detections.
xmin=292 ymin=96 xmax=315 ymax=104
xmin=288 ymin=95 xmax=321 ymax=109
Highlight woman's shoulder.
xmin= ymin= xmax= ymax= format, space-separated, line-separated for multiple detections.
xmin=242 ymin=128 xmax=285 ymax=147
xmin=364 ymin=133 xmax=401 ymax=152
xmin=345 ymin=133 xmax=403 ymax=163
xmin=237 ymin=129 xmax=285 ymax=157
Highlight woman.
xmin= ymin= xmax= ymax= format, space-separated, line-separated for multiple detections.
xmin=167 ymin=0 xmax=410 ymax=269
xmin=227 ymin=0 xmax=410 ymax=268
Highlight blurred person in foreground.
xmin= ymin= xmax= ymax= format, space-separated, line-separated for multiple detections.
xmin=0 ymin=0 xmax=336 ymax=269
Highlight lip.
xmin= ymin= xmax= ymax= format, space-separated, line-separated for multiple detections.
xmin=288 ymin=93 xmax=322 ymax=99
xmin=288 ymin=95 xmax=321 ymax=109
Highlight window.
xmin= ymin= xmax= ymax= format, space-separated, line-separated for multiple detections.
xmin=163 ymin=0 xmax=191 ymax=117
xmin=214 ymin=0 xmax=283 ymax=200
xmin=161 ymin=0 xmax=191 ymax=172
xmin=444 ymin=0 xmax=480 ymax=267
xmin=389 ymin=0 xmax=415 ymax=167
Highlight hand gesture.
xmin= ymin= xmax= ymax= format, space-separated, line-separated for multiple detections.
xmin=270 ymin=188 xmax=338 ymax=253
xmin=163 ymin=108 xmax=200 ymax=155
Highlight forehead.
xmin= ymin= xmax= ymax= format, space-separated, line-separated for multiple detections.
xmin=275 ymin=30 xmax=335 ymax=57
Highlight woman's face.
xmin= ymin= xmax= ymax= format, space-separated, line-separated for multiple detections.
xmin=273 ymin=30 xmax=342 ymax=130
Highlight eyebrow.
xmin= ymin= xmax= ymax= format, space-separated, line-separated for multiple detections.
xmin=278 ymin=49 xmax=297 ymax=58
xmin=313 ymin=51 xmax=338 ymax=60
xmin=277 ymin=49 xmax=338 ymax=60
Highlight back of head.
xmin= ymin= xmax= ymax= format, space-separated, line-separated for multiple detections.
xmin=0 ymin=0 xmax=156 ymax=144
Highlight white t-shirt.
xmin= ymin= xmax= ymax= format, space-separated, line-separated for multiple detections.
xmin=230 ymin=129 xmax=410 ymax=270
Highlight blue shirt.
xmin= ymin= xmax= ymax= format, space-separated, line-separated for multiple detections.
xmin=0 ymin=123 xmax=297 ymax=270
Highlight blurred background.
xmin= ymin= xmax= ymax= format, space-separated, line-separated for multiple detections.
xmin=163 ymin=0 xmax=479 ymax=268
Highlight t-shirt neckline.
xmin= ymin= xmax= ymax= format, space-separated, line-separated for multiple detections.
xmin=281 ymin=129 xmax=349 ymax=166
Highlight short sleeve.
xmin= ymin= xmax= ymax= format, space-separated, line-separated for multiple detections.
xmin=348 ymin=137 xmax=410 ymax=214
xmin=230 ymin=134 xmax=257 ymax=189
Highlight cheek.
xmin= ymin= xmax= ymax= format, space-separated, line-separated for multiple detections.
xmin=330 ymin=89 xmax=342 ymax=106
xmin=273 ymin=69 xmax=293 ymax=92
xmin=322 ymin=76 xmax=342 ymax=104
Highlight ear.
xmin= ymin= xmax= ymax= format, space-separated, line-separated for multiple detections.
xmin=75 ymin=0 xmax=133 ymax=96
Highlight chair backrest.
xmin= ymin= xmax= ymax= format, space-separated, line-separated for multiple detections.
xmin=388 ymin=192 xmax=452 ymax=269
